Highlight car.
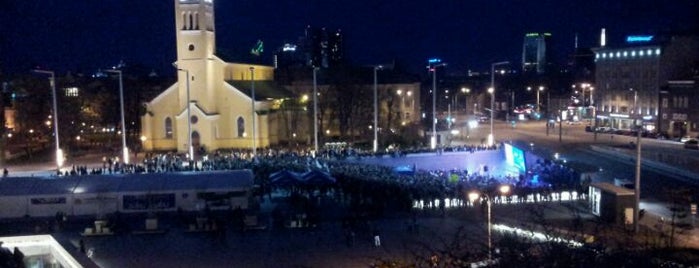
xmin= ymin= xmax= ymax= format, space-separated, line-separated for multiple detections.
xmin=684 ymin=139 xmax=699 ymax=150
xmin=566 ymin=120 xmax=582 ymax=125
xmin=680 ymin=135 xmax=695 ymax=143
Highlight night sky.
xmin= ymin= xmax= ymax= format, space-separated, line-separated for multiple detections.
xmin=2 ymin=0 xmax=697 ymax=76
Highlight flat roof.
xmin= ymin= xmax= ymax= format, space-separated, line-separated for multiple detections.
xmin=0 ymin=170 xmax=254 ymax=196
xmin=590 ymin=182 xmax=635 ymax=196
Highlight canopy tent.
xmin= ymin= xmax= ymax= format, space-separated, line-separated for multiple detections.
xmin=268 ymin=170 xmax=304 ymax=187
xmin=300 ymin=170 xmax=336 ymax=186
xmin=268 ymin=170 xmax=336 ymax=187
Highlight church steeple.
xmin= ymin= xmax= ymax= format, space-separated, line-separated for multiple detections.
xmin=175 ymin=0 xmax=215 ymax=61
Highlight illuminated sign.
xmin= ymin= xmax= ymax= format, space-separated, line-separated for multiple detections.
xmin=428 ymin=58 xmax=442 ymax=64
xmin=626 ymin=35 xmax=653 ymax=43
xmin=282 ymin=44 xmax=296 ymax=52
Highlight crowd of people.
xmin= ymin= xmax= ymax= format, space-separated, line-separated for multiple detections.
xmin=49 ymin=143 xmax=584 ymax=216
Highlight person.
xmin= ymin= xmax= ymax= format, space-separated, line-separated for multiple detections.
xmin=373 ymin=228 xmax=381 ymax=247
xmin=3 ymin=168 xmax=8 ymax=177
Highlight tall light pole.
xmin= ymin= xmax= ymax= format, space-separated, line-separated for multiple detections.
xmin=173 ymin=65 xmax=193 ymax=161
xmin=631 ymin=88 xmax=642 ymax=233
xmin=469 ymin=185 xmax=510 ymax=262
xmin=105 ymin=69 xmax=129 ymax=164
xmin=373 ymin=65 xmax=383 ymax=153
xmin=537 ymin=86 xmax=544 ymax=114
xmin=33 ymin=69 xmax=63 ymax=171
xmin=461 ymin=87 xmax=471 ymax=117
xmin=312 ymin=67 xmax=319 ymax=153
xmin=428 ymin=59 xmax=446 ymax=149
xmin=250 ymin=67 xmax=257 ymax=156
xmin=489 ymin=61 xmax=509 ymax=146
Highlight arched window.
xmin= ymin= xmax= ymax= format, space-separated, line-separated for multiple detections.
xmin=188 ymin=13 xmax=194 ymax=30
xmin=182 ymin=13 xmax=186 ymax=30
xmin=165 ymin=117 xmax=173 ymax=139
xmin=194 ymin=12 xmax=199 ymax=30
xmin=237 ymin=117 xmax=245 ymax=138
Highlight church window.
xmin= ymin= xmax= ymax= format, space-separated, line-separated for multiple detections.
xmin=188 ymin=44 xmax=195 ymax=51
xmin=165 ymin=117 xmax=173 ymax=139
xmin=194 ymin=12 xmax=199 ymax=30
xmin=189 ymin=13 xmax=194 ymax=30
xmin=237 ymin=117 xmax=245 ymax=138
xmin=182 ymin=13 xmax=187 ymax=30
xmin=190 ymin=115 xmax=198 ymax=124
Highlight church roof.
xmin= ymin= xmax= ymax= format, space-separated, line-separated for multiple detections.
xmin=226 ymin=80 xmax=296 ymax=101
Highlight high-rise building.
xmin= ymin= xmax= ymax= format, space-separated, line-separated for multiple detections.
xmin=522 ymin=33 xmax=552 ymax=74
xmin=301 ymin=26 xmax=343 ymax=68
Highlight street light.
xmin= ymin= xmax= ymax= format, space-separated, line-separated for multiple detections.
xmin=537 ymin=86 xmax=544 ymax=113
xmin=428 ymin=59 xmax=447 ymax=149
xmin=312 ymin=67 xmax=319 ymax=153
xmin=461 ymin=87 xmax=471 ymax=116
xmin=173 ymin=65 xmax=194 ymax=161
xmin=489 ymin=61 xmax=509 ymax=146
xmin=250 ymin=67 xmax=257 ymax=156
xmin=105 ymin=69 xmax=129 ymax=164
xmin=468 ymin=185 xmax=511 ymax=262
xmin=33 ymin=69 xmax=63 ymax=171
xmin=630 ymin=88 xmax=642 ymax=233
xmin=373 ymin=65 xmax=383 ymax=153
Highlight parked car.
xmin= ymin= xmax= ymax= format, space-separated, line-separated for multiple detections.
xmin=684 ymin=139 xmax=699 ymax=150
xmin=680 ymin=135 xmax=695 ymax=143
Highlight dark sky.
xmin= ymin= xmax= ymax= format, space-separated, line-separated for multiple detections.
xmin=2 ymin=0 xmax=697 ymax=76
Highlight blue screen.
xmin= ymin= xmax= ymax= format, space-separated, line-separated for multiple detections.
xmin=504 ymin=143 xmax=526 ymax=173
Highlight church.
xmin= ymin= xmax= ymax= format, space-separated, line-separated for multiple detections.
xmin=140 ymin=0 xmax=294 ymax=155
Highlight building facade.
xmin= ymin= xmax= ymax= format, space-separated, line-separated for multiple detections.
xmin=141 ymin=0 xmax=293 ymax=154
xmin=593 ymin=35 xmax=699 ymax=134
xmin=659 ymin=80 xmax=699 ymax=137
xmin=522 ymin=33 xmax=552 ymax=74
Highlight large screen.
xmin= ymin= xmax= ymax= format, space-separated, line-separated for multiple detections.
xmin=504 ymin=143 xmax=526 ymax=173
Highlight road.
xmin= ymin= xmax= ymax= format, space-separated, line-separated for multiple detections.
xmin=455 ymin=118 xmax=699 ymax=224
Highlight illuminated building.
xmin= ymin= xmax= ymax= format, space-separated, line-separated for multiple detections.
xmin=522 ymin=32 xmax=552 ymax=74
xmin=593 ymin=34 xmax=699 ymax=135
xmin=141 ymin=0 xmax=294 ymax=153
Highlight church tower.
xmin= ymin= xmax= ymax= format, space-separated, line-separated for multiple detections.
xmin=173 ymin=0 xmax=216 ymax=110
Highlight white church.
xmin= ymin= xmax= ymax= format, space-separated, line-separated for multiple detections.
xmin=140 ymin=0 xmax=294 ymax=155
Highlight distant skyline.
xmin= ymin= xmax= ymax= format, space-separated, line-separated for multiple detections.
xmin=2 ymin=0 xmax=697 ymax=76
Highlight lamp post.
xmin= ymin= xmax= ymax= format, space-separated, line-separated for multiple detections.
xmin=33 ymin=69 xmax=63 ymax=171
xmin=428 ymin=59 xmax=446 ymax=149
xmin=461 ymin=87 xmax=470 ymax=116
xmin=631 ymin=88 xmax=642 ymax=233
xmin=250 ymin=67 xmax=256 ymax=156
xmin=313 ymin=67 xmax=319 ymax=153
xmin=536 ymin=86 xmax=544 ymax=114
xmin=105 ymin=69 xmax=129 ymax=164
xmin=373 ymin=65 xmax=383 ymax=153
xmin=173 ymin=66 xmax=193 ymax=161
xmin=489 ymin=61 xmax=509 ymax=146
xmin=469 ymin=185 xmax=510 ymax=262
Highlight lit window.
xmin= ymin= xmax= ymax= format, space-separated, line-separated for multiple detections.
xmin=631 ymin=51 xmax=636 ymax=57
xmin=64 ymin=87 xmax=79 ymax=97
xmin=237 ymin=117 xmax=245 ymax=138
xmin=615 ymin=52 xmax=621 ymax=58
xmin=595 ymin=53 xmax=599 ymax=59
xmin=602 ymin=53 xmax=607 ymax=58
xmin=640 ymin=50 xmax=644 ymax=56
xmin=623 ymin=51 xmax=628 ymax=57
xmin=164 ymin=117 xmax=173 ymax=139
xmin=646 ymin=49 xmax=652 ymax=55
xmin=655 ymin=48 xmax=661 ymax=55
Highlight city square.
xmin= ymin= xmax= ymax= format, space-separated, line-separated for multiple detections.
xmin=2 ymin=0 xmax=699 ymax=267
